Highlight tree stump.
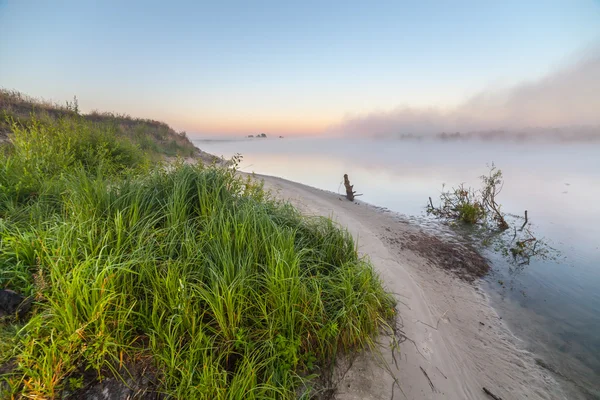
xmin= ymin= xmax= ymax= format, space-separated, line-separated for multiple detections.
xmin=344 ymin=174 xmax=355 ymax=201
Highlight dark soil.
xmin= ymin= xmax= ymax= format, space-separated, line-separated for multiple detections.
xmin=403 ymin=232 xmax=490 ymax=281
xmin=380 ymin=225 xmax=490 ymax=282
xmin=0 ymin=290 xmax=32 ymax=319
xmin=67 ymin=360 xmax=164 ymax=400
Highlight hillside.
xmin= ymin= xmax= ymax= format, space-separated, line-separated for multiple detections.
xmin=0 ymin=88 xmax=202 ymax=158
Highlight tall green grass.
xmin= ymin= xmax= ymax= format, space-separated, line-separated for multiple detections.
xmin=0 ymin=116 xmax=395 ymax=398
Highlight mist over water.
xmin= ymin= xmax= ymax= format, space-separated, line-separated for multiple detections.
xmin=331 ymin=48 xmax=600 ymax=140
xmin=195 ymin=137 xmax=600 ymax=398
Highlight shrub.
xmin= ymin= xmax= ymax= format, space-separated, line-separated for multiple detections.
xmin=427 ymin=164 xmax=507 ymax=229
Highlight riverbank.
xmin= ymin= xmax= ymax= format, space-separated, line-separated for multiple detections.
xmin=1 ymin=95 xmax=397 ymax=398
xmin=251 ymin=172 xmax=565 ymax=400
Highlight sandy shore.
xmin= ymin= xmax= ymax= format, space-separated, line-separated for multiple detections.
xmin=252 ymin=173 xmax=565 ymax=400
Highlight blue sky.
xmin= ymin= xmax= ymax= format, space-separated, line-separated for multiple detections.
xmin=1 ymin=0 xmax=599 ymax=136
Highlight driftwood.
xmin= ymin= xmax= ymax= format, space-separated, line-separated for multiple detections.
xmin=520 ymin=210 xmax=528 ymax=230
xmin=343 ymin=174 xmax=354 ymax=200
xmin=343 ymin=174 xmax=362 ymax=201
xmin=483 ymin=387 xmax=503 ymax=400
xmin=420 ymin=366 xmax=436 ymax=392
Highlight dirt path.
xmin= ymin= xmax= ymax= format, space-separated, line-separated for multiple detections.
xmin=254 ymin=173 xmax=565 ymax=400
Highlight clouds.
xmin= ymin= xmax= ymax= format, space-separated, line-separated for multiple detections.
xmin=331 ymin=47 xmax=600 ymax=137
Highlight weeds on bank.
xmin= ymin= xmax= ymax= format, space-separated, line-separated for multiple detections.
xmin=426 ymin=164 xmax=556 ymax=266
xmin=426 ymin=164 xmax=507 ymax=229
xmin=0 ymin=114 xmax=395 ymax=398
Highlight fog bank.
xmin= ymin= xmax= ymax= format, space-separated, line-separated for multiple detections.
xmin=332 ymin=48 xmax=600 ymax=138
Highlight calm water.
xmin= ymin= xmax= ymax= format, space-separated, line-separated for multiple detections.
xmin=195 ymin=137 xmax=600 ymax=398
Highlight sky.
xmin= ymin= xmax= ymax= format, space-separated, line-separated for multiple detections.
xmin=1 ymin=0 xmax=599 ymax=137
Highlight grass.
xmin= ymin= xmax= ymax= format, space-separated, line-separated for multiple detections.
xmin=0 ymin=103 xmax=395 ymax=398
xmin=0 ymin=88 xmax=198 ymax=158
